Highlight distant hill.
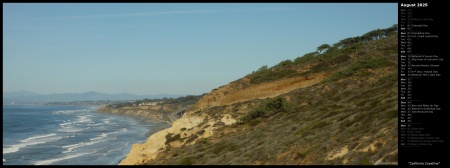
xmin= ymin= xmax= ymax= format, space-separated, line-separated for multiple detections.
xmin=2 ymin=91 xmax=184 ymax=104
xmin=3 ymin=90 xmax=41 ymax=98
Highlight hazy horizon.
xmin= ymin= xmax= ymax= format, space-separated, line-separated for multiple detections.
xmin=3 ymin=90 xmax=189 ymax=96
xmin=3 ymin=3 xmax=397 ymax=95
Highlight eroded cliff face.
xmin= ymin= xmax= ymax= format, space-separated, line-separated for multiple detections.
xmin=118 ymin=104 xmax=246 ymax=164
xmin=118 ymin=72 xmax=330 ymax=165
xmin=119 ymin=114 xmax=204 ymax=164
xmin=98 ymin=106 xmax=164 ymax=123
xmin=189 ymin=72 xmax=329 ymax=112
xmin=98 ymin=103 xmax=186 ymax=124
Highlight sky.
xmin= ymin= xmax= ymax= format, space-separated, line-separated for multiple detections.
xmin=3 ymin=3 xmax=398 ymax=95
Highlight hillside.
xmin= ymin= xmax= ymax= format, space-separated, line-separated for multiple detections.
xmin=118 ymin=25 xmax=398 ymax=165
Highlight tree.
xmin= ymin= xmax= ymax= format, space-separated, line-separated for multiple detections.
xmin=294 ymin=51 xmax=318 ymax=64
xmin=317 ymin=44 xmax=331 ymax=54
xmin=277 ymin=59 xmax=293 ymax=67
xmin=385 ymin=24 xmax=398 ymax=35
xmin=335 ymin=37 xmax=360 ymax=49
xmin=257 ymin=65 xmax=269 ymax=72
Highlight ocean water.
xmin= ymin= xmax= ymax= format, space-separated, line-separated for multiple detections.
xmin=2 ymin=105 xmax=167 ymax=165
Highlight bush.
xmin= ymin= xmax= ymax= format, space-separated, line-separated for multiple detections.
xmin=250 ymin=69 xmax=296 ymax=84
xmin=185 ymin=134 xmax=199 ymax=144
xmin=386 ymin=109 xmax=398 ymax=119
xmin=249 ymin=118 xmax=262 ymax=126
xmin=212 ymin=142 xmax=229 ymax=155
xmin=294 ymin=52 xmax=318 ymax=64
xmin=355 ymin=56 xmax=387 ymax=69
xmin=325 ymin=67 xmax=356 ymax=82
xmin=331 ymin=54 xmax=351 ymax=65
xmin=240 ymin=97 xmax=291 ymax=123
xmin=359 ymin=158 xmax=372 ymax=165
xmin=310 ymin=61 xmax=333 ymax=73
xmin=372 ymin=71 xmax=398 ymax=87
xmin=165 ymin=133 xmax=181 ymax=145
xmin=325 ymin=56 xmax=393 ymax=83
xmin=196 ymin=130 xmax=205 ymax=135
xmin=179 ymin=157 xmax=194 ymax=165
xmin=276 ymin=59 xmax=294 ymax=67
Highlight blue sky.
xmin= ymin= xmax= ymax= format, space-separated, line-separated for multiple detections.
xmin=3 ymin=3 xmax=397 ymax=95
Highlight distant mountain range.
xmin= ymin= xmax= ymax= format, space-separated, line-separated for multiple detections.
xmin=3 ymin=91 xmax=184 ymax=104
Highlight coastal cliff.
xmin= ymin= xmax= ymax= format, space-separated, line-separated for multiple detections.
xmin=118 ymin=25 xmax=399 ymax=165
xmin=98 ymin=105 xmax=171 ymax=124
xmin=97 ymin=95 xmax=204 ymax=124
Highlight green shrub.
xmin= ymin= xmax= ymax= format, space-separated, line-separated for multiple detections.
xmin=359 ymin=71 xmax=375 ymax=78
xmin=325 ymin=67 xmax=356 ymax=82
xmin=386 ymin=109 xmax=398 ymax=119
xmin=240 ymin=97 xmax=291 ymax=123
xmin=294 ymin=52 xmax=318 ymax=64
xmin=276 ymin=59 xmax=294 ymax=67
xmin=325 ymin=56 xmax=393 ymax=83
xmin=165 ymin=133 xmax=181 ymax=145
xmin=250 ymin=69 xmax=296 ymax=84
xmin=196 ymin=130 xmax=205 ymax=135
xmin=331 ymin=54 xmax=351 ymax=65
xmin=359 ymin=158 xmax=372 ymax=165
xmin=185 ymin=134 xmax=199 ymax=144
xmin=372 ymin=71 xmax=398 ymax=87
xmin=179 ymin=157 xmax=194 ymax=165
xmin=249 ymin=118 xmax=262 ymax=126
xmin=310 ymin=61 xmax=333 ymax=73
xmin=212 ymin=142 xmax=228 ymax=155
xmin=311 ymin=120 xmax=329 ymax=130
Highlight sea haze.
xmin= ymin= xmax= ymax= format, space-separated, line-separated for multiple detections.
xmin=3 ymin=91 xmax=184 ymax=104
xmin=2 ymin=105 xmax=168 ymax=165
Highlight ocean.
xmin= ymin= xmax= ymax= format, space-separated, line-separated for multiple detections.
xmin=2 ymin=105 xmax=167 ymax=165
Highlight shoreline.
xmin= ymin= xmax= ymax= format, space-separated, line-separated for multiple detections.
xmin=95 ymin=106 xmax=172 ymax=137
xmin=95 ymin=106 xmax=173 ymax=165
xmin=114 ymin=117 xmax=171 ymax=166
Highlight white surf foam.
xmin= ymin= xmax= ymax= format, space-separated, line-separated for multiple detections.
xmin=3 ymin=134 xmax=62 ymax=154
xmin=33 ymin=152 xmax=92 ymax=165
xmin=87 ymin=123 xmax=104 ymax=126
xmin=19 ymin=133 xmax=57 ymax=143
xmin=102 ymin=119 xmax=111 ymax=124
xmin=59 ymin=122 xmax=72 ymax=126
xmin=89 ymin=133 xmax=108 ymax=141
xmin=61 ymin=128 xmax=126 ymax=154
xmin=87 ymin=128 xmax=127 ymax=142
xmin=61 ymin=136 xmax=114 ymax=154
xmin=52 ymin=109 xmax=90 ymax=115
xmin=58 ymin=127 xmax=91 ymax=133
xmin=75 ymin=115 xmax=92 ymax=124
